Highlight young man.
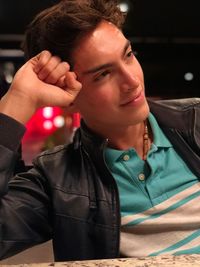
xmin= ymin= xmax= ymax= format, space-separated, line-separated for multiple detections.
xmin=1 ymin=0 xmax=200 ymax=262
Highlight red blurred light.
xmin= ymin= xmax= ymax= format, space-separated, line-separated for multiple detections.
xmin=23 ymin=107 xmax=63 ymax=141
xmin=43 ymin=120 xmax=53 ymax=130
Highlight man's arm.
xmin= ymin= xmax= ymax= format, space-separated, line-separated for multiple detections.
xmin=0 ymin=110 xmax=53 ymax=259
xmin=0 ymin=50 xmax=82 ymax=191
xmin=0 ymin=51 xmax=82 ymax=259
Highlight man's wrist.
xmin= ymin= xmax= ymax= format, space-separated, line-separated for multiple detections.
xmin=0 ymin=92 xmax=36 ymax=125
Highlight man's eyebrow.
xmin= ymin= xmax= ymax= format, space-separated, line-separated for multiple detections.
xmin=82 ymin=40 xmax=131 ymax=76
xmin=82 ymin=63 xmax=114 ymax=75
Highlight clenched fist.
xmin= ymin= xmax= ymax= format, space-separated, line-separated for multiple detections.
xmin=0 ymin=51 xmax=82 ymax=124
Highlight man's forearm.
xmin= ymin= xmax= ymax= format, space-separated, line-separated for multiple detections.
xmin=0 ymin=91 xmax=36 ymax=125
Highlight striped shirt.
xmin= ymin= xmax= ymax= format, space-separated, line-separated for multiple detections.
xmin=105 ymin=113 xmax=200 ymax=257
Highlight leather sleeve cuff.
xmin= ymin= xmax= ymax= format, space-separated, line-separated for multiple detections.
xmin=0 ymin=113 xmax=26 ymax=152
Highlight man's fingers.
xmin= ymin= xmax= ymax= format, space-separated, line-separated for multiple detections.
xmin=56 ymin=72 xmax=82 ymax=93
xmin=37 ymin=70 xmax=82 ymax=107
xmin=45 ymin=62 xmax=70 ymax=84
xmin=63 ymin=72 xmax=82 ymax=96
xmin=56 ymin=76 xmax=66 ymax=88
xmin=37 ymin=55 xmax=62 ymax=80
xmin=33 ymin=50 xmax=52 ymax=73
xmin=28 ymin=51 xmax=82 ymax=108
xmin=37 ymin=82 xmax=81 ymax=108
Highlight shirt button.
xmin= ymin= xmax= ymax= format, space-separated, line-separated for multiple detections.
xmin=123 ymin=154 xmax=130 ymax=161
xmin=138 ymin=173 xmax=145 ymax=181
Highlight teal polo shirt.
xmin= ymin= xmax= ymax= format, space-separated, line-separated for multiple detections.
xmin=105 ymin=113 xmax=199 ymax=216
xmin=104 ymin=113 xmax=200 ymax=257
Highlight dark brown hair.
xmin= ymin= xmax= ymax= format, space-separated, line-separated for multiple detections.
xmin=22 ymin=0 xmax=126 ymax=65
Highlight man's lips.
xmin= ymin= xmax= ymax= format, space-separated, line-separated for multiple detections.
xmin=120 ymin=91 xmax=143 ymax=106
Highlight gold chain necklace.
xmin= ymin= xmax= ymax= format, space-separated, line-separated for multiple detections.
xmin=143 ymin=120 xmax=149 ymax=160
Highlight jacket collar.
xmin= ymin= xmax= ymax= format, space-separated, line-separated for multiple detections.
xmin=149 ymin=98 xmax=200 ymax=132
xmin=78 ymin=119 xmax=107 ymax=156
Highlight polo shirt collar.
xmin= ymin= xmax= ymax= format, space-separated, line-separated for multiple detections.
xmin=148 ymin=113 xmax=172 ymax=148
xmin=105 ymin=113 xmax=172 ymax=166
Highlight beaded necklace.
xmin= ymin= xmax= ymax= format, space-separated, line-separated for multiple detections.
xmin=143 ymin=120 xmax=149 ymax=160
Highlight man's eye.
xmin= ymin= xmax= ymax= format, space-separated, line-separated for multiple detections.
xmin=94 ymin=70 xmax=110 ymax=81
xmin=127 ymin=50 xmax=134 ymax=58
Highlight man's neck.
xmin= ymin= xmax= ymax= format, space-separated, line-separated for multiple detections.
xmin=87 ymin=121 xmax=150 ymax=159
xmin=106 ymin=123 xmax=145 ymax=158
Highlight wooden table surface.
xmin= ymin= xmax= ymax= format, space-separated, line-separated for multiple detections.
xmin=1 ymin=255 xmax=200 ymax=267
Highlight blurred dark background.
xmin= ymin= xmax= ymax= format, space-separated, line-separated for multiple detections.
xmin=0 ymin=0 xmax=200 ymax=99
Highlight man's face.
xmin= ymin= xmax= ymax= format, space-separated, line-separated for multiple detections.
xmin=72 ymin=21 xmax=149 ymax=134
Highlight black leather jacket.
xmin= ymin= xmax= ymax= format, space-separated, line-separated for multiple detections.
xmin=0 ymin=98 xmax=200 ymax=261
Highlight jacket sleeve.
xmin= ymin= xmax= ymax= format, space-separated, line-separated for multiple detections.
xmin=0 ymin=113 xmax=52 ymax=260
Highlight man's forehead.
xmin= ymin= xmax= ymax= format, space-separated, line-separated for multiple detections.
xmin=74 ymin=39 xmax=131 ymax=77
xmin=72 ymin=21 xmax=130 ymax=72
xmin=74 ymin=21 xmax=124 ymax=54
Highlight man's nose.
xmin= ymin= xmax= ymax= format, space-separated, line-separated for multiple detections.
xmin=120 ymin=66 xmax=140 ymax=93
